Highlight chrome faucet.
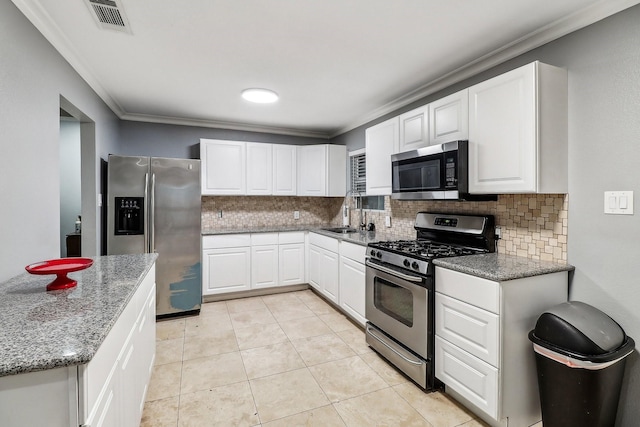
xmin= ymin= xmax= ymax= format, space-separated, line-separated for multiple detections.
xmin=345 ymin=189 xmax=365 ymax=231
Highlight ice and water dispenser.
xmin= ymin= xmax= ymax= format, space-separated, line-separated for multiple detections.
xmin=114 ymin=197 xmax=144 ymax=235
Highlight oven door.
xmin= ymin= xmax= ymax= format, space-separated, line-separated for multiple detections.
xmin=365 ymin=259 xmax=428 ymax=357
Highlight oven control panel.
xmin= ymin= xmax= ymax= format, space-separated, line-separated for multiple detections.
xmin=434 ymin=217 xmax=458 ymax=227
xmin=367 ymin=249 xmax=430 ymax=276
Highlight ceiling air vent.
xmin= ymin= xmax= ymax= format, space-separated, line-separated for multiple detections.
xmin=85 ymin=0 xmax=131 ymax=33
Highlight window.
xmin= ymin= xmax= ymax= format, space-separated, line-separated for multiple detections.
xmin=349 ymin=150 xmax=385 ymax=211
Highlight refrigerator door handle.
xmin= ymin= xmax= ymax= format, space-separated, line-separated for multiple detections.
xmin=144 ymin=172 xmax=149 ymax=253
xmin=150 ymin=173 xmax=156 ymax=253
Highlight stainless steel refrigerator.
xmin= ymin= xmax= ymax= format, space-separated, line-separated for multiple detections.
xmin=107 ymin=155 xmax=202 ymax=317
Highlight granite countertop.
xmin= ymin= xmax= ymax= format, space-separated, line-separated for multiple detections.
xmin=202 ymin=225 xmax=414 ymax=246
xmin=433 ymin=253 xmax=574 ymax=281
xmin=0 ymin=253 xmax=158 ymax=377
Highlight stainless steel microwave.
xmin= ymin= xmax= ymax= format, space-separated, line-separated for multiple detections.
xmin=391 ymin=140 xmax=473 ymax=200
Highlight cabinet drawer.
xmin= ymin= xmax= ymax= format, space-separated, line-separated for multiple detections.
xmin=435 ymin=267 xmax=500 ymax=314
xmin=436 ymin=293 xmax=499 ymax=367
xmin=340 ymin=241 xmax=366 ymax=263
xmin=202 ymin=234 xmax=251 ymax=249
xmin=435 ymin=336 xmax=498 ymax=419
xmin=279 ymin=231 xmax=305 ymax=244
xmin=251 ymin=233 xmax=278 ymax=246
xmin=309 ymin=232 xmax=339 ymax=253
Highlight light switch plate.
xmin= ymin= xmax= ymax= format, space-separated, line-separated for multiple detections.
xmin=604 ymin=191 xmax=634 ymax=215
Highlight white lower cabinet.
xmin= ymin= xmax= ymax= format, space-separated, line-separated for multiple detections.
xmin=202 ymin=234 xmax=252 ymax=295
xmin=434 ymin=266 xmax=568 ymax=427
xmin=0 ymin=265 xmax=156 ymax=427
xmin=308 ymin=232 xmax=340 ymax=303
xmin=279 ymin=243 xmax=305 ymax=286
xmin=339 ymin=241 xmax=366 ymax=326
xmin=251 ymin=233 xmax=279 ymax=289
xmin=202 ymin=232 xmax=305 ymax=296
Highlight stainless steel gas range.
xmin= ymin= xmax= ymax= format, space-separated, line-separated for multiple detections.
xmin=365 ymin=212 xmax=496 ymax=390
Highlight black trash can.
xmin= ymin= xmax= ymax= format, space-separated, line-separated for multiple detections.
xmin=529 ymin=301 xmax=635 ymax=427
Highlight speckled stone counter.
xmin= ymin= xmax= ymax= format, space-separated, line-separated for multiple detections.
xmin=433 ymin=253 xmax=574 ymax=281
xmin=0 ymin=253 xmax=157 ymax=377
xmin=202 ymin=225 xmax=414 ymax=247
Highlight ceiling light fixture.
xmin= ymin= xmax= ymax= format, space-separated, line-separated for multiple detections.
xmin=241 ymin=88 xmax=279 ymax=104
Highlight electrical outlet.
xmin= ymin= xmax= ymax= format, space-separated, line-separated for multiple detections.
xmin=385 ymin=216 xmax=392 ymax=227
xmin=294 ymin=210 xmax=300 ymax=220
xmin=495 ymin=226 xmax=502 ymax=239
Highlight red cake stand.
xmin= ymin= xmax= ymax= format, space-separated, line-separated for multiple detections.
xmin=25 ymin=258 xmax=93 ymax=291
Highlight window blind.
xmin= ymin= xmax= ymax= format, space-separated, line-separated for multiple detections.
xmin=350 ymin=153 xmax=366 ymax=193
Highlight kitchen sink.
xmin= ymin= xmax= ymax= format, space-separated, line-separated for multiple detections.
xmin=321 ymin=226 xmax=359 ymax=234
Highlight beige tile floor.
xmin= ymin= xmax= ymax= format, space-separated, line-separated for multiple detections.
xmin=142 ymin=289 xmax=541 ymax=427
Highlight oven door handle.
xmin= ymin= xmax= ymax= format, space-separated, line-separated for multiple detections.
xmin=365 ymin=259 xmax=423 ymax=283
xmin=366 ymin=324 xmax=424 ymax=366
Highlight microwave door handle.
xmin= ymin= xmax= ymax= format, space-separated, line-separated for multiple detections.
xmin=365 ymin=259 xmax=423 ymax=282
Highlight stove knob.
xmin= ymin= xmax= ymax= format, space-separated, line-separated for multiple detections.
xmin=376 ymin=251 xmax=382 ymax=259
xmin=403 ymin=259 xmax=410 ymax=268
xmin=411 ymin=261 xmax=420 ymax=270
xmin=370 ymin=249 xmax=376 ymax=257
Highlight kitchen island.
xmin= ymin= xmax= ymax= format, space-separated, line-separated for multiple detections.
xmin=0 ymin=253 xmax=157 ymax=427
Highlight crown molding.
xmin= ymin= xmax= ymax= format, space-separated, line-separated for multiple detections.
xmin=330 ymin=0 xmax=640 ymax=138
xmin=120 ymin=113 xmax=331 ymax=139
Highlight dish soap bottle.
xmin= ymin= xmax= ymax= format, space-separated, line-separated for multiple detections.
xmin=75 ymin=215 xmax=82 ymax=234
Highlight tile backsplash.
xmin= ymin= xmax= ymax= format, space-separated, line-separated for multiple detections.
xmin=203 ymin=194 xmax=568 ymax=263
xmin=202 ymin=196 xmax=344 ymax=229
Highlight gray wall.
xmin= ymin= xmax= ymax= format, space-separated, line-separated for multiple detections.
xmin=0 ymin=1 xmax=120 ymax=280
xmin=334 ymin=5 xmax=640 ymax=425
xmin=117 ymin=121 xmax=327 ymax=159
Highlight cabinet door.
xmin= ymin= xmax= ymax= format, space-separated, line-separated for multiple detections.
xmin=436 ymin=336 xmax=498 ymax=419
xmin=273 ymin=144 xmax=297 ymax=195
xmin=468 ymin=64 xmax=537 ymax=193
xmin=429 ymin=89 xmax=469 ymax=144
xmin=251 ymin=245 xmax=279 ymax=289
xmin=339 ymin=256 xmax=366 ymax=326
xmin=398 ymin=105 xmax=429 ymax=153
xmin=246 ymin=143 xmax=273 ymax=195
xmin=308 ymin=244 xmax=322 ymax=291
xmin=365 ymin=117 xmax=398 ymax=196
xmin=436 ymin=293 xmax=499 ymax=367
xmin=297 ymin=145 xmax=327 ymax=196
xmin=200 ymin=139 xmax=246 ymax=195
xmin=321 ymin=249 xmax=340 ymax=303
xmin=279 ymin=243 xmax=305 ymax=286
xmin=202 ymin=247 xmax=251 ymax=294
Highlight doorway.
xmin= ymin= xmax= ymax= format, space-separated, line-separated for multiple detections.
xmin=59 ymin=96 xmax=99 ymax=257
xmin=59 ymin=111 xmax=81 ymax=257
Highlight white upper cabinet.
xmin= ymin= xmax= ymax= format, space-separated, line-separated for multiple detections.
xmin=272 ymin=144 xmax=297 ymax=196
xmin=297 ymin=145 xmax=346 ymax=197
xmin=365 ymin=117 xmax=399 ymax=196
xmin=201 ymin=139 xmax=246 ymax=195
xmin=398 ymin=105 xmax=429 ymax=153
xmin=246 ymin=142 xmax=273 ymax=195
xmin=468 ymin=62 xmax=568 ymax=194
xmin=429 ymin=89 xmax=469 ymax=144
xmin=201 ymin=139 xmax=303 ymax=196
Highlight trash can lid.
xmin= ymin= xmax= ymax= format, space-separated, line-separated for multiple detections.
xmin=531 ymin=301 xmax=625 ymax=355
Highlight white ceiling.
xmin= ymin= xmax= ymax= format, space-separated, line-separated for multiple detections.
xmin=12 ymin=0 xmax=640 ymax=138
